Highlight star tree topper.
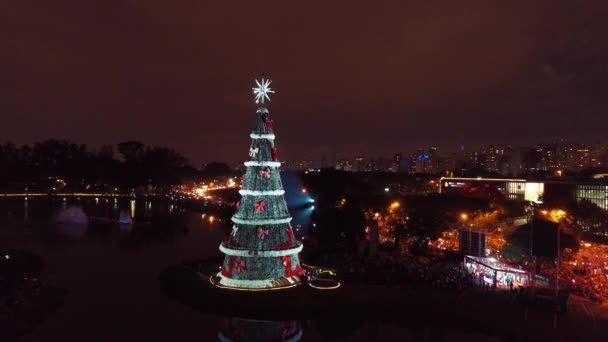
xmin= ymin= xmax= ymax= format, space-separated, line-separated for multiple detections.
xmin=252 ymin=78 xmax=275 ymax=104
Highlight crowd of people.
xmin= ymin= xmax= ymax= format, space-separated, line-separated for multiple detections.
xmin=333 ymin=253 xmax=480 ymax=293
xmin=328 ymin=253 xmax=544 ymax=301
xmin=559 ymin=242 xmax=608 ymax=304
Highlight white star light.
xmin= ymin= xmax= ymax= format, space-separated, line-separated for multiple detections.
xmin=252 ymin=78 xmax=275 ymax=104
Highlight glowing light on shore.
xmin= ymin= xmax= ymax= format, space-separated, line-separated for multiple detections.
xmin=210 ymin=275 xmax=298 ymax=291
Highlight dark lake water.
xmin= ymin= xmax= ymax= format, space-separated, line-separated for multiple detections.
xmin=0 ymin=197 xmax=504 ymax=341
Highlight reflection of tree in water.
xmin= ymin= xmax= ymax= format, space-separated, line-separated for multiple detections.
xmin=315 ymin=319 xmax=452 ymax=341
xmin=409 ymin=323 xmax=447 ymax=342
xmin=119 ymin=213 xmax=189 ymax=248
xmin=314 ymin=317 xmax=364 ymax=339
xmin=219 ymin=317 xmax=301 ymax=342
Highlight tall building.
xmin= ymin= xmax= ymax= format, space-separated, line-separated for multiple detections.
xmin=428 ymin=145 xmax=440 ymax=174
xmin=537 ymin=143 xmax=558 ymax=171
xmin=332 ymin=152 xmax=342 ymax=170
xmin=555 ymin=142 xmax=596 ymax=171
xmin=521 ymin=147 xmax=542 ymax=173
xmin=508 ymin=147 xmax=525 ymax=176
xmin=413 ymin=149 xmax=426 ymax=173
xmin=355 ymin=156 xmax=365 ymax=172
xmin=343 ymin=160 xmax=353 ymax=172
xmin=373 ymin=157 xmax=393 ymax=172
xmin=393 ymin=153 xmax=402 ymax=173
xmin=466 ymin=150 xmax=488 ymax=171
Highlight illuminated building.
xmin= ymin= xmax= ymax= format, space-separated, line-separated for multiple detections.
xmin=414 ymin=149 xmax=427 ymax=174
xmin=393 ymin=153 xmax=402 ymax=173
xmin=466 ymin=144 xmax=510 ymax=173
xmin=439 ymin=177 xmax=532 ymax=202
xmin=576 ymin=184 xmax=608 ymax=211
xmin=342 ymin=160 xmax=353 ymax=172
xmin=441 ymin=176 xmax=608 ymax=236
xmin=286 ymin=159 xmax=313 ymax=171
xmin=397 ymin=157 xmax=414 ymax=174
xmin=355 ymin=156 xmax=365 ymax=172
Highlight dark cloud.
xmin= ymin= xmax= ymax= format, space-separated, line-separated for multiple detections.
xmin=2 ymin=1 xmax=608 ymax=164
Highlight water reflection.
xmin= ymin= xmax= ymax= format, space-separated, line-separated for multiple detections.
xmin=130 ymin=199 xmax=136 ymax=219
xmin=145 ymin=200 xmax=152 ymax=219
xmin=0 ymin=198 xmax=509 ymax=341
xmin=118 ymin=213 xmax=190 ymax=249
xmin=0 ymin=197 xmax=230 ymax=341
xmin=56 ymin=222 xmax=88 ymax=238
xmin=23 ymin=197 xmax=29 ymax=222
xmin=4 ymin=198 xmax=215 ymax=248
xmin=219 ymin=317 xmax=302 ymax=342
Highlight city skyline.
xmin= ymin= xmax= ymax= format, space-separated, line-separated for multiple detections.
xmin=282 ymin=139 xmax=608 ymax=175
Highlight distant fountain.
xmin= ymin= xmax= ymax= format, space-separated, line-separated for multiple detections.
xmin=55 ymin=206 xmax=88 ymax=224
xmin=55 ymin=206 xmax=88 ymax=238
xmin=118 ymin=209 xmax=133 ymax=233
xmin=118 ymin=210 xmax=133 ymax=225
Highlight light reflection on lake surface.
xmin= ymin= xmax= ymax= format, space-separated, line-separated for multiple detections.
xmin=0 ymin=198 xmax=504 ymax=341
xmin=1 ymin=197 xmax=226 ymax=341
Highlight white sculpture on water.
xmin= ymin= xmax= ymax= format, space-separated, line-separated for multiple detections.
xmin=55 ymin=205 xmax=88 ymax=224
xmin=55 ymin=205 xmax=88 ymax=238
xmin=118 ymin=209 xmax=133 ymax=225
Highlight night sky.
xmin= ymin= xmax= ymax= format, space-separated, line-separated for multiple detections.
xmin=2 ymin=1 xmax=608 ymax=165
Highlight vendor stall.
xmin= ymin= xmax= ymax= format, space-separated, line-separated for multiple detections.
xmin=464 ymin=255 xmax=529 ymax=288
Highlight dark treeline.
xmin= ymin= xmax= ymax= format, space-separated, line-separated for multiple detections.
xmin=0 ymin=140 xmax=200 ymax=191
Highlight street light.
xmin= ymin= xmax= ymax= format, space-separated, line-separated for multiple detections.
xmin=460 ymin=213 xmax=468 ymax=221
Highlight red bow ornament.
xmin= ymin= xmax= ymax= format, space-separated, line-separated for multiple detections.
xmin=236 ymin=260 xmax=246 ymax=273
xmin=221 ymin=255 xmax=238 ymax=278
xmin=280 ymin=255 xmax=291 ymax=267
xmin=257 ymin=227 xmax=269 ymax=239
xmin=258 ymin=168 xmax=271 ymax=179
xmin=264 ymin=117 xmax=273 ymax=129
xmin=254 ymin=201 xmax=266 ymax=213
xmin=271 ymin=147 xmax=279 ymax=161
xmin=286 ymin=226 xmax=295 ymax=243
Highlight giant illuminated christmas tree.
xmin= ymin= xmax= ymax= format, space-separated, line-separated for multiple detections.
xmin=216 ymin=78 xmax=304 ymax=289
